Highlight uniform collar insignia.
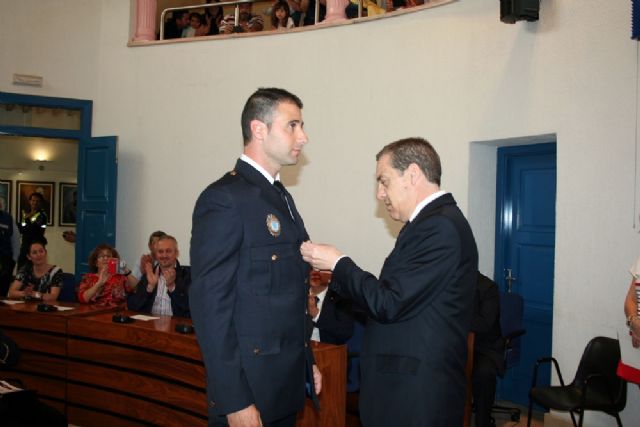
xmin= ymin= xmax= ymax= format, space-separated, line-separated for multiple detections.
xmin=266 ymin=214 xmax=281 ymax=237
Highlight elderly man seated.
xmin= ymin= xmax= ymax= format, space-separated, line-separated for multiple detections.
xmin=127 ymin=235 xmax=191 ymax=318
xmin=307 ymin=270 xmax=354 ymax=345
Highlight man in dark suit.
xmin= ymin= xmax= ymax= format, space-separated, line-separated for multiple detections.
xmin=190 ymin=88 xmax=321 ymax=427
xmin=127 ymin=235 xmax=191 ymax=318
xmin=472 ymin=272 xmax=505 ymax=427
xmin=301 ymin=137 xmax=478 ymax=427
xmin=307 ymin=270 xmax=354 ymax=345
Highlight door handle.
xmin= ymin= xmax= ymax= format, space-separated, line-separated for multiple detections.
xmin=505 ymin=268 xmax=517 ymax=293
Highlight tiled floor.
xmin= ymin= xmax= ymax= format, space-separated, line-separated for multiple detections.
xmin=346 ymin=400 xmax=545 ymax=427
xmin=491 ymin=402 xmax=544 ymax=427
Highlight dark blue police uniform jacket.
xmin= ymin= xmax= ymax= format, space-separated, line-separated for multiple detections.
xmin=190 ymin=159 xmax=313 ymax=424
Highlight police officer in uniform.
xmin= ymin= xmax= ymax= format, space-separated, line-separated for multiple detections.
xmin=17 ymin=192 xmax=48 ymax=270
xmin=190 ymin=87 xmax=321 ymax=427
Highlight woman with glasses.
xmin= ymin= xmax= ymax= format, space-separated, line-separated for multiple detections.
xmin=77 ymin=243 xmax=137 ymax=306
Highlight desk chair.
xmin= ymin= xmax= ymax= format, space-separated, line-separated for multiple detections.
xmin=526 ymin=336 xmax=627 ymax=427
xmin=58 ymin=272 xmax=77 ymax=303
xmin=491 ymin=291 xmax=526 ymax=423
xmin=465 ymin=332 xmax=475 ymax=427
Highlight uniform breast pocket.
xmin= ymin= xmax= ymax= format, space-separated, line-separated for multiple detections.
xmin=249 ymin=244 xmax=301 ymax=295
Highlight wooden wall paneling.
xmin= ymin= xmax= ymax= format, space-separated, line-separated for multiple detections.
xmin=67 ymin=406 xmax=151 ymax=427
xmin=6 ymin=371 xmax=66 ymax=400
xmin=3 ymin=329 xmax=67 ymax=355
xmin=67 ymin=360 xmax=207 ymax=414
xmin=0 ymin=308 xmax=68 ymax=333
xmin=67 ymin=313 xmax=202 ymax=360
xmin=14 ymin=351 xmax=67 ymax=378
xmin=67 ymin=383 xmax=207 ymax=427
xmin=67 ymin=337 xmax=205 ymax=387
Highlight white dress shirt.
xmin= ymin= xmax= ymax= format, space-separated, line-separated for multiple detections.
xmin=310 ymin=288 xmax=328 ymax=342
xmin=150 ymin=267 xmax=174 ymax=316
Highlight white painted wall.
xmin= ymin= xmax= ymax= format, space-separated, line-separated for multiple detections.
xmin=1 ymin=0 xmax=638 ymax=423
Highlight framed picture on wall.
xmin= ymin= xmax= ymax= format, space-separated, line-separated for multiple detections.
xmin=0 ymin=180 xmax=10 ymax=214
xmin=59 ymin=183 xmax=77 ymax=226
xmin=16 ymin=181 xmax=54 ymax=226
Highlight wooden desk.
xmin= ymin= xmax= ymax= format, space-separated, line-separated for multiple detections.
xmin=66 ymin=311 xmax=206 ymax=427
xmin=296 ymin=341 xmax=347 ymax=427
xmin=0 ymin=300 xmax=119 ymax=413
xmin=0 ymin=304 xmax=347 ymax=426
xmin=65 ymin=311 xmax=347 ymax=427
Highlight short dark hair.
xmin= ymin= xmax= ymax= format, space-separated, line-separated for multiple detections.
xmin=240 ymin=88 xmax=303 ymax=145
xmin=148 ymin=230 xmax=167 ymax=247
xmin=28 ymin=192 xmax=44 ymax=202
xmin=173 ymin=10 xmax=188 ymax=22
xmin=189 ymin=12 xmax=202 ymax=23
xmin=376 ymin=137 xmax=442 ymax=186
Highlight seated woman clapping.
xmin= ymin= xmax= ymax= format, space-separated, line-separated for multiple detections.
xmin=77 ymin=244 xmax=137 ymax=306
xmin=7 ymin=241 xmax=63 ymax=302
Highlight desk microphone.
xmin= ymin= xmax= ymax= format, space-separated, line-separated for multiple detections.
xmin=112 ymin=313 xmax=134 ymax=324
xmin=175 ymin=324 xmax=194 ymax=334
xmin=36 ymin=303 xmax=57 ymax=312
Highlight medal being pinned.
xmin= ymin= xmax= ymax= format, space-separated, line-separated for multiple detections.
xmin=266 ymin=214 xmax=281 ymax=237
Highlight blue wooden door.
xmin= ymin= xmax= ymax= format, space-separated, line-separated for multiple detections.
xmin=75 ymin=136 xmax=117 ymax=277
xmin=495 ymin=143 xmax=556 ymax=407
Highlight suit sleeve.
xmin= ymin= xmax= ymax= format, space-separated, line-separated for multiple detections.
xmin=316 ymin=296 xmax=354 ymax=344
xmin=332 ymin=216 xmax=461 ymax=323
xmin=168 ymin=267 xmax=191 ymax=318
xmin=189 ymin=186 xmax=253 ymax=415
xmin=127 ymin=275 xmax=153 ymax=313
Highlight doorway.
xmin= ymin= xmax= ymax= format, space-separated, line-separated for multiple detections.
xmin=0 ymin=135 xmax=78 ymax=273
xmin=0 ymin=92 xmax=117 ymax=279
xmin=468 ymin=135 xmax=557 ymax=408
xmin=494 ymin=142 xmax=556 ymax=406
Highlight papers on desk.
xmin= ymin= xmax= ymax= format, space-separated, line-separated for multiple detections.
xmin=130 ymin=314 xmax=160 ymax=321
xmin=0 ymin=300 xmax=24 ymax=305
xmin=0 ymin=380 xmax=23 ymax=395
xmin=54 ymin=306 xmax=75 ymax=311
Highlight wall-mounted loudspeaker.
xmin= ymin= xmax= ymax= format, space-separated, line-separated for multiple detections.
xmin=500 ymin=0 xmax=540 ymax=24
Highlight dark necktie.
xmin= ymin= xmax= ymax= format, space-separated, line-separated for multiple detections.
xmin=273 ymin=180 xmax=295 ymax=221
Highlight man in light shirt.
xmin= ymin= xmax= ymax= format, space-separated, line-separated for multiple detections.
xmin=132 ymin=230 xmax=167 ymax=282
xmin=127 ymin=235 xmax=191 ymax=318
xmin=307 ymin=270 xmax=354 ymax=345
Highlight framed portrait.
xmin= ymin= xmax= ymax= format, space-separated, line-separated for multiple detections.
xmin=0 ymin=180 xmax=10 ymax=214
xmin=59 ymin=183 xmax=77 ymax=226
xmin=16 ymin=181 xmax=54 ymax=226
